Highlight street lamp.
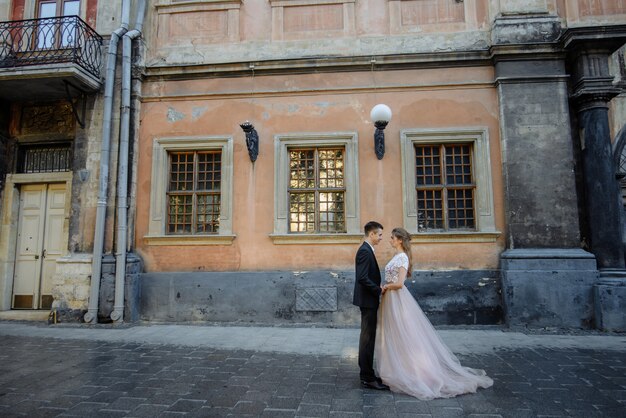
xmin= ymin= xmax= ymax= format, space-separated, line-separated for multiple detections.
xmin=370 ymin=104 xmax=392 ymax=160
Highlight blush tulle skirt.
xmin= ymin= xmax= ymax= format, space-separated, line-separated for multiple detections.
xmin=374 ymin=286 xmax=493 ymax=400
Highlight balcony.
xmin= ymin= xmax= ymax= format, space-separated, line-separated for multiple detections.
xmin=0 ymin=16 xmax=102 ymax=101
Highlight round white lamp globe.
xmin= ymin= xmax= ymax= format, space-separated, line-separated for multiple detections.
xmin=370 ymin=104 xmax=392 ymax=123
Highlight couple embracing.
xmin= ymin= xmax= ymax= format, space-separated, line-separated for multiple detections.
xmin=353 ymin=221 xmax=493 ymax=400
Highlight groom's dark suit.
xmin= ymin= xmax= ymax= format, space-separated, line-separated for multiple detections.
xmin=353 ymin=242 xmax=382 ymax=382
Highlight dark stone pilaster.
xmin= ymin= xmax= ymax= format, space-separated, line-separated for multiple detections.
xmin=564 ymin=26 xmax=626 ymax=331
xmin=568 ymin=47 xmax=625 ymax=269
xmin=493 ymin=14 xmax=598 ymax=328
xmin=578 ymin=103 xmax=624 ymax=268
xmin=492 ymin=16 xmax=580 ymax=248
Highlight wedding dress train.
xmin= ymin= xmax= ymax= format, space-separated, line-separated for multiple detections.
xmin=374 ymin=253 xmax=493 ymax=400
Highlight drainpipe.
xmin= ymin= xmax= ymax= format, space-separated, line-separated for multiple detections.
xmin=84 ymin=0 xmax=131 ymax=324
xmin=111 ymin=0 xmax=147 ymax=322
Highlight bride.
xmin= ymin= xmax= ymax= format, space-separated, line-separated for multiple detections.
xmin=375 ymin=227 xmax=493 ymax=400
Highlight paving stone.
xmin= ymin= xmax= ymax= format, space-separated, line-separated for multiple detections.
xmin=127 ymin=403 xmax=169 ymax=417
xmin=330 ymin=412 xmax=365 ymax=418
xmin=429 ymin=406 xmax=465 ymax=418
xmin=268 ymin=396 xmax=302 ymax=410
xmin=330 ymin=397 xmax=363 ymax=413
xmin=59 ymin=401 xmax=108 ymax=416
xmin=233 ymin=400 xmax=269 ymax=415
xmin=395 ymin=400 xmax=430 ymax=413
xmin=242 ymin=389 xmax=274 ymax=403
xmin=0 ymin=332 xmax=625 ymax=418
xmin=262 ymin=408 xmax=297 ymax=417
xmin=167 ymin=398 xmax=206 ymax=412
xmin=397 ymin=414 xmax=432 ymax=418
xmin=302 ymin=391 xmax=333 ymax=405
xmin=364 ymin=405 xmax=398 ymax=417
xmin=297 ymin=402 xmax=331 ymax=417
xmin=363 ymin=392 xmax=395 ymax=406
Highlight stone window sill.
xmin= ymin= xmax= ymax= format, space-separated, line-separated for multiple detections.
xmin=411 ymin=232 xmax=501 ymax=243
xmin=270 ymin=234 xmax=363 ymax=244
xmin=143 ymin=235 xmax=236 ymax=246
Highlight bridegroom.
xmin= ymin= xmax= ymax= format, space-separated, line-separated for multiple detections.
xmin=353 ymin=221 xmax=389 ymax=390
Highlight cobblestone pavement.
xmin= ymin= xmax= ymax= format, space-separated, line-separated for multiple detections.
xmin=0 ymin=326 xmax=625 ymax=417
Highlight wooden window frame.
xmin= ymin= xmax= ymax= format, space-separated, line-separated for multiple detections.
xmin=400 ymin=127 xmax=499 ymax=243
xmin=167 ymin=150 xmax=222 ymax=235
xmin=415 ymin=143 xmax=476 ymax=232
xmin=271 ymin=132 xmax=361 ymax=244
xmin=288 ymin=146 xmax=347 ymax=234
xmin=145 ymin=136 xmax=234 ymax=246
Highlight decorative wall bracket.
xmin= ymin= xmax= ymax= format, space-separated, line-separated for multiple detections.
xmin=370 ymin=104 xmax=392 ymax=160
xmin=374 ymin=121 xmax=388 ymax=160
xmin=240 ymin=121 xmax=259 ymax=162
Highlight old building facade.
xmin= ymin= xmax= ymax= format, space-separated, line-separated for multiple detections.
xmin=0 ymin=0 xmax=625 ymax=330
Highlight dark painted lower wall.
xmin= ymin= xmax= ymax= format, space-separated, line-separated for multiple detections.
xmin=139 ymin=270 xmax=502 ymax=326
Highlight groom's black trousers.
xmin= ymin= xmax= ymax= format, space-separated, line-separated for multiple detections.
xmin=358 ymin=307 xmax=378 ymax=382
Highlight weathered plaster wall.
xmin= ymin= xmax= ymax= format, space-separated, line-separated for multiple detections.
xmin=136 ymin=66 xmax=505 ymax=272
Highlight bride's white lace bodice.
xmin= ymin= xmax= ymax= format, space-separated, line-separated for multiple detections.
xmin=384 ymin=252 xmax=409 ymax=284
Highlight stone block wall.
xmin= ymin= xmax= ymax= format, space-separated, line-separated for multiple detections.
xmin=51 ymin=253 xmax=92 ymax=321
xmin=140 ymin=270 xmax=502 ymax=326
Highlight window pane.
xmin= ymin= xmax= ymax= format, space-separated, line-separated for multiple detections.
xmin=319 ymin=192 xmax=345 ymax=233
xmin=319 ymin=148 xmax=344 ymax=188
xmin=197 ymin=151 xmax=221 ymax=191
xmin=39 ymin=2 xmax=56 ymax=18
xmin=289 ymin=192 xmax=315 ymax=232
xmin=445 ymin=144 xmax=472 ymax=185
xmin=415 ymin=145 xmax=441 ymax=185
xmin=168 ymin=194 xmax=193 ymax=234
xmin=63 ymin=0 xmax=80 ymax=15
xmin=417 ymin=189 xmax=443 ymax=230
xmin=197 ymin=193 xmax=220 ymax=233
xmin=289 ymin=150 xmax=315 ymax=189
xmin=448 ymin=188 xmax=475 ymax=229
xmin=169 ymin=152 xmax=194 ymax=191
xmin=38 ymin=3 xmax=57 ymax=48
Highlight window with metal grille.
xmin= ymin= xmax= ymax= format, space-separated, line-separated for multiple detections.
xmin=415 ymin=143 xmax=475 ymax=231
xmin=17 ymin=143 xmax=72 ymax=173
xmin=288 ymin=147 xmax=346 ymax=233
xmin=167 ymin=150 xmax=221 ymax=234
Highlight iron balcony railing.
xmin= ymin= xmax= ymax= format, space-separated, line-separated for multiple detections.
xmin=0 ymin=15 xmax=102 ymax=79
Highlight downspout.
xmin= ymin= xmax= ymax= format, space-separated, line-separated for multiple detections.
xmin=111 ymin=0 xmax=147 ymax=322
xmin=84 ymin=0 xmax=131 ymax=324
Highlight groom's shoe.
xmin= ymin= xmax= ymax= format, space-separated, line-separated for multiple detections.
xmin=361 ymin=380 xmax=389 ymax=390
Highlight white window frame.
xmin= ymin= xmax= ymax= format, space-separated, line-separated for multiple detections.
xmin=144 ymin=136 xmax=235 ymax=246
xmin=271 ymin=132 xmax=361 ymax=244
xmin=400 ymin=127 xmax=500 ymax=243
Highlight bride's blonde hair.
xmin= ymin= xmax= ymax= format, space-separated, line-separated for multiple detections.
xmin=392 ymin=227 xmax=412 ymax=275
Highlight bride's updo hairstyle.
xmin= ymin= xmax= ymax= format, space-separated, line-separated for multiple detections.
xmin=392 ymin=227 xmax=413 ymax=276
